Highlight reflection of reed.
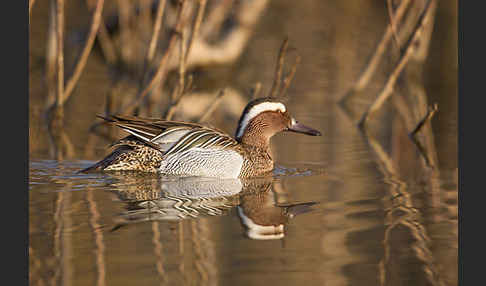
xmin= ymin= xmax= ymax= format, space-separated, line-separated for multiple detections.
xmin=339 ymin=0 xmax=411 ymax=101
xmin=178 ymin=221 xmax=186 ymax=285
xmin=44 ymin=0 xmax=105 ymax=160
xmin=191 ymin=219 xmax=218 ymax=286
xmin=337 ymin=0 xmax=437 ymax=129
xmin=320 ymin=198 xmax=381 ymax=286
xmin=363 ymin=131 xmax=444 ymax=286
xmin=392 ymin=94 xmax=438 ymax=169
xmin=162 ymin=218 xmax=220 ymax=286
xmin=29 ymin=246 xmax=46 ymax=286
xmin=51 ymin=189 xmax=73 ymax=286
xmin=336 ymin=0 xmax=453 ymax=281
xmin=62 ymin=0 xmax=104 ymax=103
xmin=152 ymin=221 xmax=168 ymax=285
xmin=86 ymin=189 xmax=106 ymax=286
xmin=51 ymin=191 xmax=63 ymax=286
xmin=358 ymin=0 xmax=437 ymax=128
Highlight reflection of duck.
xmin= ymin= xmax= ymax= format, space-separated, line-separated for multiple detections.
xmin=237 ymin=180 xmax=317 ymax=240
xmin=107 ymin=173 xmax=317 ymax=239
xmin=108 ymin=173 xmax=243 ymax=225
xmin=81 ymin=97 xmax=321 ymax=178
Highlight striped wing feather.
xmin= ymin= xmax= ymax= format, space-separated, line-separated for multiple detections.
xmin=101 ymin=115 xmax=238 ymax=155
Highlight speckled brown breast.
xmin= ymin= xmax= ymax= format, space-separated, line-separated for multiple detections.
xmin=237 ymin=144 xmax=274 ymax=178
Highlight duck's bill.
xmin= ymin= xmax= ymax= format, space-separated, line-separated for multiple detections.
xmin=288 ymin=121 xmax=322 ymax=136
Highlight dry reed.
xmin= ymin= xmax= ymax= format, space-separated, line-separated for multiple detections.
xmin=358 ymin=0 xmax=436 ymax=128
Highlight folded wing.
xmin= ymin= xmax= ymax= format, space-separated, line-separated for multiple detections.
xmin=100 ymin=115 xmax=239 ymax=155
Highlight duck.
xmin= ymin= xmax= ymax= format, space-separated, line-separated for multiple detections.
xmin=81 ymin=97 xmax=322 ymax=178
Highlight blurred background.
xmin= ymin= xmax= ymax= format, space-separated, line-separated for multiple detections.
xmin=29 ymin=1 xmax=457 ymax=286
xmin=29 ymin=0 xmax=456 ymax=163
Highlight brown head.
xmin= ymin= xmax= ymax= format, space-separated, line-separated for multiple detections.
xmin=235 ymin=97 xmax=321 ymax=147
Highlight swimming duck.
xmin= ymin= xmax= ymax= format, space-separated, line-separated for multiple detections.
xmin=82 ymin=97 xmax=321 ymax=178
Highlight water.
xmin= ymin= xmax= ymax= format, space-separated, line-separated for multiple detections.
xmin=29 ymin=1 xmax=457 ymax=285
xmin=29 ymin=110 xmax=457 ymax=286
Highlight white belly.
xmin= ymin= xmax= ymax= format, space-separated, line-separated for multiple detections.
xmin=159 ymin=148 xmax=244 ymax=178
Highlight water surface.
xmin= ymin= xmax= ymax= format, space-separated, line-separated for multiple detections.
xmin=29 ymin=110 xmax=457 ymax=286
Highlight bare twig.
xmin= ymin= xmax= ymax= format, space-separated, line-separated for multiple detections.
xmin=56 ymin=0 xmax=64 ymax=109
xmin=164 ymin=92 xmax=184 ymax=121
xmin=117 ymin=0 xmax=132 ymax=64
xmin=279 ymin=55 xmax=301 ymax=97
xmin=46 ymin=0 xmax=71 ymax=161
xmin=410 ymin=103 xmax=438 ymax=137
xmin=386 ymin=0 xmax=400 ymax=48
xmin=251 ymin=82 xmax=262 ymax=99
xmin=198 ymin=89 xmax=226 ymax=123
xmin=339 ymin=0 xmax=411 ymax=103
xmin=185 ymin=74 xmax=194 ymax=94
xmin=177 ymin=29 xmax=188 ymax=102
xmin=146 ymin=0 xmax=167 ymax=63
xmin=164 ymin=74 xmax=193 ymax=121
xmin=165 ymin=28 xmax=189 ymax=121
xmin=84 ymin=91 xmax=118 ymax=158
xmin=46 ymin=0 xmax=104 ymax=125
xmin=358 ymin=0 xmax=435 ymax=129
xmin=200 ymin=0 xmax=232 ymax=38
xmin=46 ymin=0 xmax=58 ymax=108
xmin=87 ymin=0 xmax=117 ymax=65
xmin=185 ymin=0 xmax=208 ymax=61
xmin=391 ymin=95 xmax=438 ymax=169
xmin=392 ymin=97 xmax=439 ymax=170
xmin=269 ymin=38 xmax=289 ymax=98
xmin=29 ymin=0 xmax=36 ymax=22
xmin=120 ymin=0 xmax=189 ymax=115
xmin=164 ymin=0 xmax=208 ymax=121
xmin=61 ymin=131 xmax=75 ymax=158
xmin=136 ymin=0 xmax=167 ymax=115
xmin=181 ymin=0 xmax=268 ymax=69
xmin=409 ymin=133 xmax=435 ymax=168
xmin=62 ymin=0 xmax=105 ymax=104
xmin=98 ymin=19 xmax=118 ymax=64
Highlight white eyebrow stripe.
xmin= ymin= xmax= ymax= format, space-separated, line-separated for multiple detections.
xmin=236 ymin=102 xmax=286 ymax=138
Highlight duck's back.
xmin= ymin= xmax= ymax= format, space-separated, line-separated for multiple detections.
xmin=83 ymin=115 xmax=246 ymax=177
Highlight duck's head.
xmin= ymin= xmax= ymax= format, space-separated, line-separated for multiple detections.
xmin=235 ymin=97 xmax=321 ymax=146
